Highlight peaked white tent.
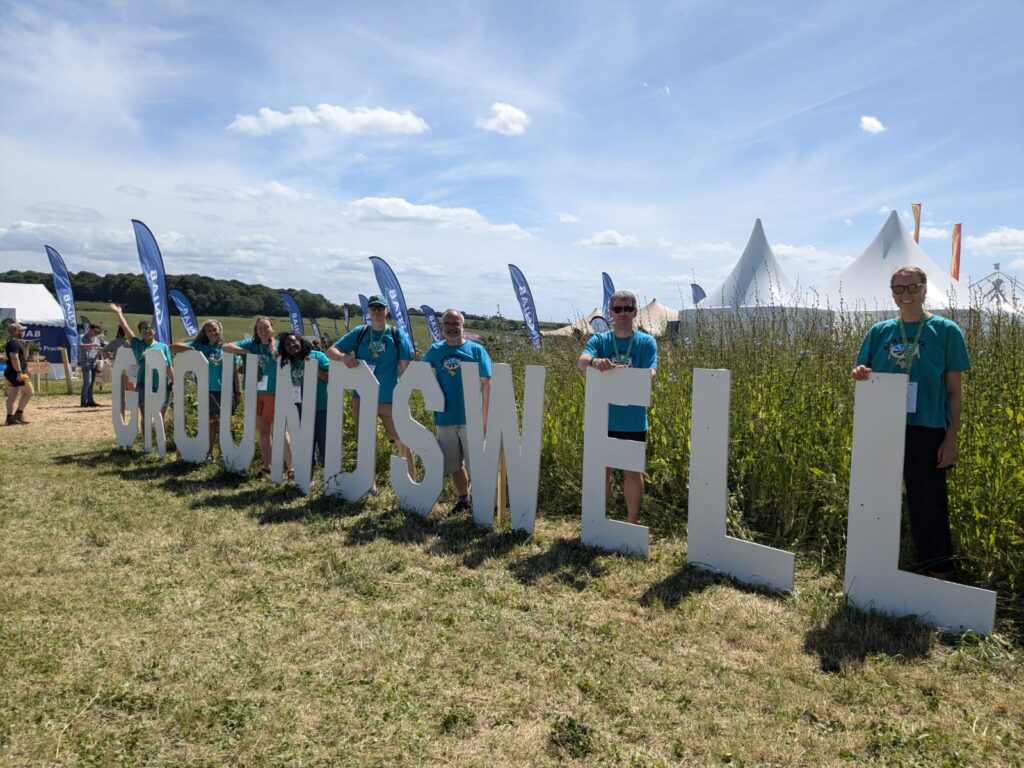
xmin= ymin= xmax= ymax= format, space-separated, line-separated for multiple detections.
xmin=704 ymin=219 xmax=797 ymax=308
xmin=0 ymin=282 xmax=63 ymax=326
xmin=970 ymin=265 xmax=1022 ymax=315
xmin=636 ymin=298 xmax=680 ymax=335
xmin=827 ymin=211 xmax=968 ymax=311
xmin=544 ymin=307 xmax=605 ymax=337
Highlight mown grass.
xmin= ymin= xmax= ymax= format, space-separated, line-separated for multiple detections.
xmin=1 ymin=395 xmax=1022 ymax=766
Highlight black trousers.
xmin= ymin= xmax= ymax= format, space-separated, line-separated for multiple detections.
xmin=904 ymin=425 xmax=955 ymax=572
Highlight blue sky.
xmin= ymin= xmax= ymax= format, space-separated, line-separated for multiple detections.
xmin=1 ymin=0 xmax=1022 ymax=321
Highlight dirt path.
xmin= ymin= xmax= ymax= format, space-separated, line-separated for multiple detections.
xmin=0 ymin=392 xmax=115 ymax=446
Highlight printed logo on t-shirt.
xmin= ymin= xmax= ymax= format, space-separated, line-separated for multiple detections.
xmin=612 ymin=352 xmax=632 ymax=367
xmin=887 ymin=340 xmax=924 ymax=371
xmin=442 ymin=355 xmax=461 ymax=377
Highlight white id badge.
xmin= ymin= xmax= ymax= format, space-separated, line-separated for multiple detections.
xmin=906 ymin=381 xmax=918 ymax=413
xmin=127 ymin=363 xmax=139 ymax=380
xmin=366 ymin=363 xmax=376 ymax=374
xmin=292 ymin=385 xmax=302 ymax=404
xmin=257 ymin=375 xmax=268 ymax=392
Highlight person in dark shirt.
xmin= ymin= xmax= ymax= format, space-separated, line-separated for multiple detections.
xmin=4 ymin=322 xmax=33 ymax=425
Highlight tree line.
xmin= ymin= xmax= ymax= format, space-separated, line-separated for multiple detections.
xmin=0 ymin=270 xmax=354 ymax=320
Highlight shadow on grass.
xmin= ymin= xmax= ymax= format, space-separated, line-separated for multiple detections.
xmin=803 ymin=602 xmax=934 ymax=673
xmin=640 ymin=562 xmax=790 ymax=610
xmin=507 ymin=538 xmax=608 ymax=591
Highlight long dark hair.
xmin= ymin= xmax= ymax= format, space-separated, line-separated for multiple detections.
xmin=277 ymin=331 xmax=312 ymax=368
xmin=195 ymin=319 xmax=223 ymax=346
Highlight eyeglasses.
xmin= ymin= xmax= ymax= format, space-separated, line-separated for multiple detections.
xmin=368 ymin=305 xmax=387 ymax=311
xmin=610 ymin=305 xmax=636 ymax=314
xmin=890 ymin=283 xmax=924 ymax=295
xmin=138 ymin=326 xmax=154 ymax=332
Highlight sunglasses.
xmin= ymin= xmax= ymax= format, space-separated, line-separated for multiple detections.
xmin=890 ymin=283 xmax=923 ymax=295
xmin=610 ymin=305 xmax=636 ymax=314
xmin=138 ymin=326 xmax=154 ymax=332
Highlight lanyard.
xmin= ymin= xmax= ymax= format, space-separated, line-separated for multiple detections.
xmin=611 ymin=332 xmax=634 ymax=363
xmin=898 ymin=316 xmax=928 ymax=377
xmin=370 ymin=325 xmax=387 ymax=357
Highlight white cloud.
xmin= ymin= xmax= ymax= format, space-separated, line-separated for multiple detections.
xmin=918 ymin=226 xmax=949 ymax=240
xmin=346 ymin=197 xmax=532 ymax=239
xmin=966 ymin=227 xmax=1024 ymax=257
xmin=859 ymin=115 xmax=887 ymax=134
xmin=174 ymin=181 xmax=312 ymax=205
xmin=476 ymin=102 xmax=531 ymax=136
xmin=774 ymin=243 xmax=852 ymax=273
xmin=557 ymin=212 xmax=578 ymax=223
xmin=577 ymin=230 xmax=639 ymax=248
xmin=844 ymin=218 xmax=854 ymax=226
xmin=657 ymin=237 xmax=672 ymax=248
xmin=227 ymin=104 xmax=429 ymax=136
xmin=26 ymin=202 xmax=103 ymax=223
xmin=668 ymin=241 xmax=737 ymax=261
xmin=115 ymin=184 xmax=147 ymax=198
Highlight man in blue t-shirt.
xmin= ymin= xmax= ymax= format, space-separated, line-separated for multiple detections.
xmin=578 ymin=290 xmax=658 ymax=525
xmin=328 ymin=293 xmax=415 ymax=488
xmin=852 ymin=266 xmax=969 ymax=579
xmin=421 ymin=309 xmax=491 ymax=514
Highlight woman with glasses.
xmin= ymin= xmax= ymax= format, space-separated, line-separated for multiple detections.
xmin=171 ymin=319 xmax=240 ymax=459
xmin=223 ymin=316 xmax=291 ymax=478
xmin=577 ymin=290 xmax=658 ymax=525
xmin=110 ymin=303 xmax=174 ymax=425
xmin=851 ymin=266 xmax=969 ymax=580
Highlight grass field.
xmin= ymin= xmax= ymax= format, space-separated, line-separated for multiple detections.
xmin=1 ymin=394 xmax=1022 ymax=766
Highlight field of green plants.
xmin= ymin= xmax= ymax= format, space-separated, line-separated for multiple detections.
xmin=513 ymin=307 xmax=1024 ymax=627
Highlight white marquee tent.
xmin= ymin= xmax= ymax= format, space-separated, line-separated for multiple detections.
xmin=702 ymin=219 xmax=797 ymax=308
xmin=543 ymin=307 xmax=605 ymax=337
xmin=969 ymin=265 xmax=1022 ymax=315
xmin=0 ymin=281 xmax=64 ymax=326
xmin=825 ymin=211 xmax=968 ymax=312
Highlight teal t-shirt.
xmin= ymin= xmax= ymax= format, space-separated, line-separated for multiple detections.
xmin=187 ymin=341 xmax=224 ymax=392
xmin=130 ymin=337 xmax=172 ymax=391
xmin=334 ymin=324 xmax=414 ymax=404
xmin=583 ymin=331 xmax=658 ymax=432
xmin=421 ymin=340 xmax=492 ymax=426
xmin=285 ymin=350 xmax=330 ymax=411
xmin=855 ymin=314 xmax=970 ymax=428
xmin=233 ymin=337 xmax=277 ymax=395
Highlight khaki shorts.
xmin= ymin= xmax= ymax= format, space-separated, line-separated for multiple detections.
xmin=352 ymin=397 xmax=400 ymax=443
xmin=436 ymin=424 xmax=470 ymax=476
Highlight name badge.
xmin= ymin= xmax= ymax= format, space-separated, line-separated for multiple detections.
xmin=292 ymin=385 xmax=302 ymax=404
xmin=906 ymin=381 xmax=918 ymax=413
xmin=257 ymin=375 xmax=268 ymax=392
xmin=127 ymin=363 xmax=139 ymax=380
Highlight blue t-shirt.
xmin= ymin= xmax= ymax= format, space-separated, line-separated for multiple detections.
xmin=583 ymin=330 xmax=658 ymax=432
xmin=187 ymin=341 xmax=224 ymax=392
xmin=334 ymin=324 xmax=413 ymax=404
xmin=284 ymin=350 xmax=330 ymax=411
xmin=233 ymin=337 xmax=277 ymax=395
xmin=856 ymin=314 xmax=970 ymax=429
xmin=130 ymin=338 xmax=173 ymax=391
xmin=421 ymin=340 xmax=492 ymax=426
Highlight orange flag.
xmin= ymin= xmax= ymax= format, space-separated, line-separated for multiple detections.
xmin=912 ymin=203 xmax=922 ymax=243
xmin=951 ymin=224 xmax=962 ymax=281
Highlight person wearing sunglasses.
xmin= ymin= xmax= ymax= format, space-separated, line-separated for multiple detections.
xmin=110 ymin=303 xmax=174 ymax=426
xmin=577 ymin=290 xmax=658 ymax=525
xmin=851 ymin=266 xmax=969 ymax=580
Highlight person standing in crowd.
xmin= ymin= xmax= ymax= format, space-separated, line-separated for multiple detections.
xmin=110 ymin=303 xmax=173 ymax=425
xmin=223 ymin=316 xmax=291 ymax=477
xmin=328 ymin=293 xmax=415 ymax=491
xmin=421 ymin=309 xmax=491 ymax=514
xmin=171 ymin=319 xmax=239 ymax=459
xmin=78 ymin=323 xmax=106 ymax=407
xmin=577 ymin=290 xmax=658 ymax=525
xmin=4 ymin=322 xmax=33 ymax=425
xmin=278 ymin=331 xmax=330 ymax=472
xmin=852 ymin=266 xmax=969 ymax=580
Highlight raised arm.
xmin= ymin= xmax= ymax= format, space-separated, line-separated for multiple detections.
xmin=109 ymin=303 xmax=135 ymax=340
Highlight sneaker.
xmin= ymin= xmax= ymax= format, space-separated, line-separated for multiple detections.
xmin=12 ymin=412 xmax=29 ymax=425
xmin=451 ymin=496 xmax=472 ymax=514
xmin=4 ymin=415 xmax=15 ymax=426
xmin=88 ymin=401 xmax=104 ymax=407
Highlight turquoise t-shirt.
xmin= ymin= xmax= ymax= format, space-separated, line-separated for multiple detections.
xmin=334 ymin=324 xmax=414 ymax=404
xmin=855 ymin=314 xmax=970 ymax=428
xmin=233 ymin=337 xmax=277 ymax=395
xmin=187 ymin=341 xmax=224 ymax=392
xmin=583 ymin=331 xmax=658 ymax=433
xmin=130 ymin=337 xmax=173 ymax=391
xmin=285 ymin=350 xmax=330 ymax=411
xmin=421 ymin=340 xmax=492 ymax=426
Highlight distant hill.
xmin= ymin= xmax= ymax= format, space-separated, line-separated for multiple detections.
xmin=0 ymin=270 xmax=353 ymax=320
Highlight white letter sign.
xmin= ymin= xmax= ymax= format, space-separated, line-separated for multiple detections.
xmin=172 ymin=350 xmax=210 ymax=464
xmin=219 ymin=353 xmax=257 ymax=474
xmin=581 ymin=366 xmax=650 ymax=556
xmin=845 ymin=374 xmax=996 ymax=634
xmin=687 ymin=369 xmax=795 ymax=591
xmin=142 ymin=348 xmax=168 ymax=457
xmin=391 ymin=361 xmax=444 ymax=516
xmin=111 ymin=346 xmax=138 ymax=448
xmin=323 ymin=360 xmax=379 ymax=501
